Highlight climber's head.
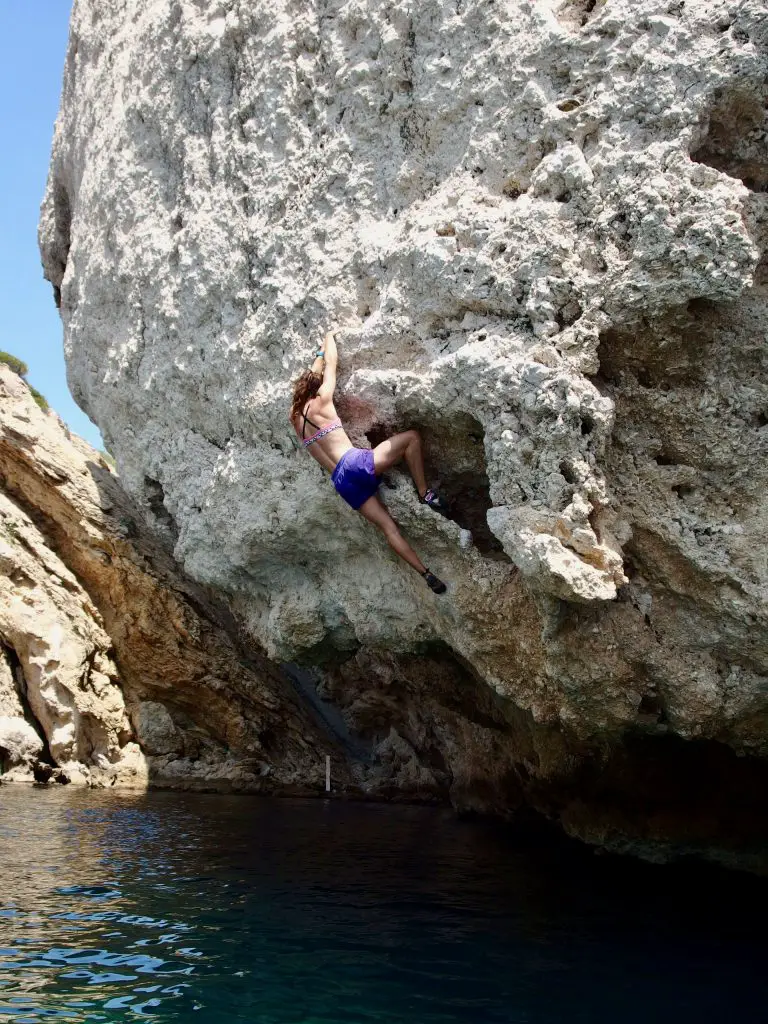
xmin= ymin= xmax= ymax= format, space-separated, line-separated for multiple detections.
xmin=290 ymin=368 xmax=323 ymax=420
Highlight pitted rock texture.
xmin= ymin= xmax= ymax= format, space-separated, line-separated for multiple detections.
xmin=39 ymin=0 xmax=768 ymax=863
xmin=0 ymin=365 xmax=339 ymax=792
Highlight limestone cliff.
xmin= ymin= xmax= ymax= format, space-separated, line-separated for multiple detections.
xmin=0 ymin=364 xmax=338 ymax=791
xmin=37 ymin=0 xmax=768 ymax=866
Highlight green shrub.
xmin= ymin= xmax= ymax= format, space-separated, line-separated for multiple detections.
xmin=0 ymin=351 xmax=49 ymax=411
xmin=29 ymin=386 xmax=49 ymax=413
xmin=0 ymin=351 xmax=29 ymax=377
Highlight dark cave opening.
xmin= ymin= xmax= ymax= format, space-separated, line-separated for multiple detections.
xmin=690 ymin=83 xmax=768 ymax=193
xmin=575 ymin=731 xmax=768 ymax=843
xmin=653 ymin=450 xmax=680 ymax=466
xmin=637 ymin=692 xmax=668 ymax=725
xmin=318 ymin=639 xmax=539 ymax=808
xmin=556 ymin=0 xmax=601 ymax=30
xmin=313 ymin=639 xmax=768 ymax=859
xmin=671 ymin=482 xmax=696 ymax=500
xmin=49 ymin=180 xmax=72 ymax=308
xmin=366 ymin=415 xmax=510 ymax=561
xmin=143 ymin=476 xmax=179 ymax=542
xmin=434 ymin=470 xmax=510 ymax=561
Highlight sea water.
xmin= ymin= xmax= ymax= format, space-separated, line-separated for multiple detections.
xmin=1 ymin=787 xmax=767 ymax=1023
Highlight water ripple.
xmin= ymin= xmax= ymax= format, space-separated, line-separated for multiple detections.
xmin=2 ymin=788 xmax=768 ymax=1022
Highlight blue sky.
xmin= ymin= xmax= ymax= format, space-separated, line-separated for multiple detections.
xmin=0 ymin=0 xmax=103 ymax=449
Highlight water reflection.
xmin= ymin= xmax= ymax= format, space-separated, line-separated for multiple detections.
xmin=0 ymin=791 xmax=202 ymax=1021
xmin=1 ymin=787 xmax=768 ymax=1022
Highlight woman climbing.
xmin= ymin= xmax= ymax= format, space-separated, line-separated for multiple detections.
xmin=289 ymin=329 xmax=449 ymax=594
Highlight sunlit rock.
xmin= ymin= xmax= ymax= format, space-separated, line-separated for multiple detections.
xmin=36 ymin=0 xmax=768 ymax=866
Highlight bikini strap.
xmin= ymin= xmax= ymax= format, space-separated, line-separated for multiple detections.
xmin=302 ymin=402 xmax=320 ymax=439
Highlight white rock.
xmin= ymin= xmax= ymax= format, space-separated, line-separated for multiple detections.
xmin=0 ymin=717 xmax=43 ymax=767
xmin=0 ymin=648 xmax=23 ymax=718
xmin=35 ymin=0 xmax=768 ymax=801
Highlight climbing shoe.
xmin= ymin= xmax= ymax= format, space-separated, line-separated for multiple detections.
xmin=421 ymin=488 xmax=450 ymax=518
xmin=422 ymin=568 xmax=447 ymax=595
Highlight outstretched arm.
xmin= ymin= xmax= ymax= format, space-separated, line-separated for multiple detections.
xmin=318 ymin=329 xmax=338 ymax=399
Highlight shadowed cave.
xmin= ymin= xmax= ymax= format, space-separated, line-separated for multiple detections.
xmin=691 ymin=81 xmax=768 ymax=193
xmin=366 ymin=413 xmax=510 ymax=561
xmin=314 ymin=641 xmax=768 ymax=861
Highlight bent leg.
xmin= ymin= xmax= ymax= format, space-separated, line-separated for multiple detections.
xmin=372 ymin=430 xmax=428 ymax=497
xmin=357 ymin=495 xmax=427 ymax=574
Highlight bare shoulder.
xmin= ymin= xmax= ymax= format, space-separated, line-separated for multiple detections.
xmin=314 ymin=393 xmax=337 ymax=418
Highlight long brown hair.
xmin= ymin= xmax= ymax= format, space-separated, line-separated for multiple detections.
xmin=290 ymin=369 xmax=323 ymax=423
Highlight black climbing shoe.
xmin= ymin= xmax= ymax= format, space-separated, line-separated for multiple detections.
xmin=422 ymin=569 xmax=447 ymax=594
xmin=421 ymin=488 xmax=450 ymax=518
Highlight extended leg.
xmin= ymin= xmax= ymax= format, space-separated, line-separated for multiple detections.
xmin=357 ymin=496 xmax=447 ymax=594
xmin=358 ymin=494 xmax=426 ymax=572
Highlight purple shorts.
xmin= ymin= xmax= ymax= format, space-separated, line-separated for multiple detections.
xmin=331 ymin=448 xmax=380 ymax=509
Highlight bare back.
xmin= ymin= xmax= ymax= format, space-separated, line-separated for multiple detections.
xmin=292 ymin=393 xmax=353 ymax=472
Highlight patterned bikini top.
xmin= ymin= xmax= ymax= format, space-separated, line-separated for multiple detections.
xmin=301 ymin=404 xmax=342 ymax=448
xmin=303 ymin=419 xmax=342 ymax=448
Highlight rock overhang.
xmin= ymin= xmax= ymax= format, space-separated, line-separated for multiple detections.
xmin=38 ymin=0 xmax=768 ymax=766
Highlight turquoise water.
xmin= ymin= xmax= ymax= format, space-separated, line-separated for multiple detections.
xmin=1 ymin=789 xmax=768 ymax=1023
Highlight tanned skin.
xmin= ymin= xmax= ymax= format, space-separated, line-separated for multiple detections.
xmin=290 ymin=330 xmax=434 ymax=575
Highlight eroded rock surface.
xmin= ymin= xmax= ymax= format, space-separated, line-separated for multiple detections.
xmin=38 ymin=0 xmax=768 ymax=865
xmin=0 ymin=366 xmax=338 ymax=792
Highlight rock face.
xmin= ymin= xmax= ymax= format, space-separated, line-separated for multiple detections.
xmin=0 ymin=365 xmax=338 ymax=791
xmin=39 ymin=0 xmax=768 ymax=865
